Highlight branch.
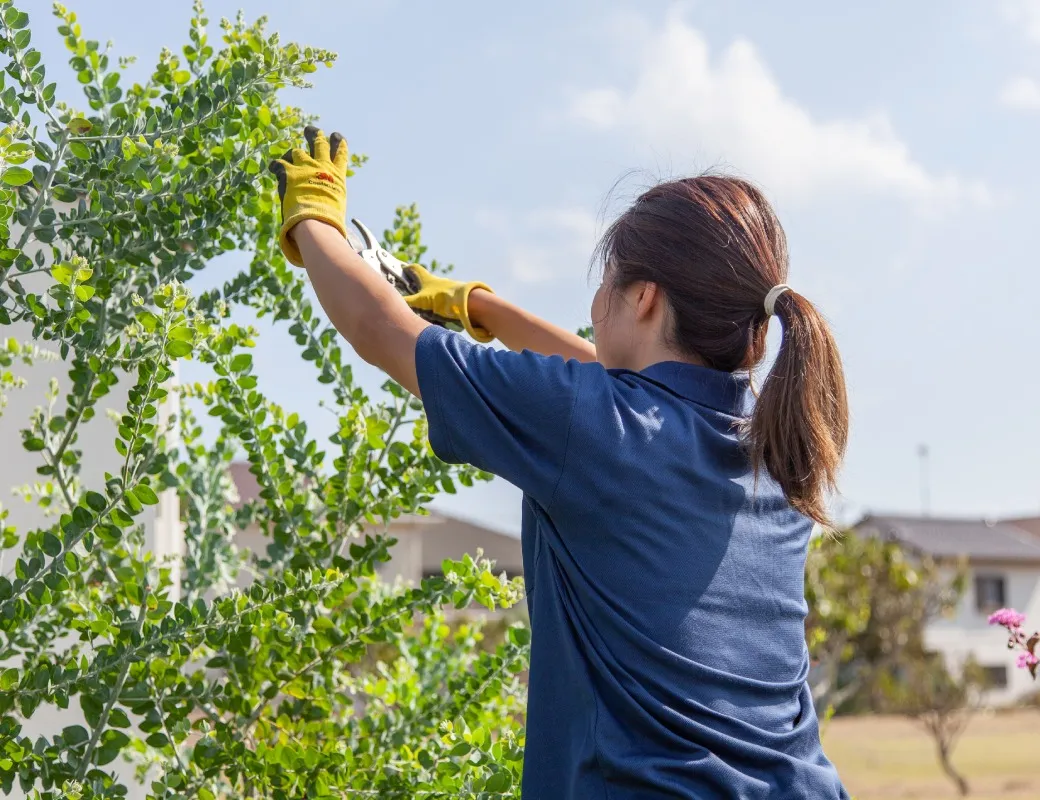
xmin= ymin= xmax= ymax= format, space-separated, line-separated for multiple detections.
xmin=70 ymin=65 xmax=295 ymax=143
xmin=75 ymin=601 xmax=148 ymax=780
xmin=244 ymin=591 xmax=442 ymax=729
xmin=1 ymin=131 xmax=69 ymax=284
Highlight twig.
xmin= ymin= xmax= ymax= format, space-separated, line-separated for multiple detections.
xmin=75 ymin=601 xmax=148 ymax=780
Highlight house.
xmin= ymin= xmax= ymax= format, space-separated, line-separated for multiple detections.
xmin=854 ymin=514 xmax=1040 ymax=705
xmin=226 ymin=462 xmax=525 ymax=616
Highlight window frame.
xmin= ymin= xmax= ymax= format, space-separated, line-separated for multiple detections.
xmin=981 ymin=664 xmax=1009 ymax=690
xmin=974 ymin=573 xmax=1007 ymax=615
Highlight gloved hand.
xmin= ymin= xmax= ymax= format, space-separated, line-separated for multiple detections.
xmin=402 ymin=265 xmax=495 ymax=343
xmin=268 ymin=125 xmax=349 ymax=267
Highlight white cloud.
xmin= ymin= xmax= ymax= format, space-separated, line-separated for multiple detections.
xmin=475 ymin=207 xmax=601 ymax=285
xmin=1002 ymin=0 xmax=1040 ymax=43
xmin=567 ymin=10 xmax=988 ymax=209
xmin=1000 ymin=76 xmax=1040 ymax=110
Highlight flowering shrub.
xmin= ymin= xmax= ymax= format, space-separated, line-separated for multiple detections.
xmin=988 ymin=608 xmax=1039 ymax=677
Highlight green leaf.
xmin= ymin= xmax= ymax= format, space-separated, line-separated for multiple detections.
xmin=3 ymin=167 xmax=32 ymax=186
xmin=134 ymin=484 xmax=159 ymax=505
xmin=137 ymin=311 xmax=159 ymax=332
xmin=74 ymin=285 xmax=95 ymax=302
xmin=165 ymin=340 xmax=192 ymax=358
xmin=69 ymin=140 xmax=91 ymax=159
xmin=99 ymin=728 xmax=130 ymax=755
xmin=6 ymin=9 xmax=29 ymax=29
xmin=229 ymin=353 xmax=252 ymax=373
xmin=449 ymin=741 xmax=472 ymax=757
xmin=508 ymin=625 xmax=531 ymax=647
xmin=62 ymin=725 xmax=89 ymax=746
xmin=52 ymin=265 xmax=74 ymax=286
xmin=108 ymin=708 xmax=131 ymax=728
xmin=0 ymin=669 xmax=17 ymax=690
xmin=484 ymin=771 xmax=512 ymax=792
xmin=172 ymin=70 xmax=191 ymax=85
xmin=67 ymin=117 xmax=93 ymax=135
xmin=41 ymin=533 xmax=62 ymax=557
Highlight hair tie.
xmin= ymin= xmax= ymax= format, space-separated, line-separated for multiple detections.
xmin=764 ymin=284 xmax=791 ymax=317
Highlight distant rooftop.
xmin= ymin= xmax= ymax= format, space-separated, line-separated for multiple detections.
xmin=856 ymin=514 xmax=1040 ymax=562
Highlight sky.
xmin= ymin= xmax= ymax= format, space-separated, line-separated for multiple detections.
xmin=31 ymin=0 xmax=1040 ymax=534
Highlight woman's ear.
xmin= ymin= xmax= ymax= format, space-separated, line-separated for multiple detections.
xmin=633 ymin=281 xmax=663 ymax=322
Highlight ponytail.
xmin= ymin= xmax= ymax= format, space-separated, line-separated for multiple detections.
xmin=599 ymin=175 xmax=849 ymax=525
xmin=744 ymin=291 xmax=848 ymax=527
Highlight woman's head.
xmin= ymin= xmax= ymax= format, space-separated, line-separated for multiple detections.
xmin=591 ymin=175 xmax=848 ymax=526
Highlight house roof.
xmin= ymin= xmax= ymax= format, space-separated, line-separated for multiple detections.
xmin=856 ymin=514 xmax=1040 ymax=562
xmin=1006 ymin=517 xmax=1040 ymax=540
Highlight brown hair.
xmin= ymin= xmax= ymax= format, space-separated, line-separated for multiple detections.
xmin=595 ymin=175 xmax=848 ymax=526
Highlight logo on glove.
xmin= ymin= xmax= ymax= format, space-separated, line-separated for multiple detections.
xmin=312 ymin=172 xmax=337 ymax=185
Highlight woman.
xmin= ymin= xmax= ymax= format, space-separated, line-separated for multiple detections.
xmin=268 ymin=127 xmax=850 ymax=799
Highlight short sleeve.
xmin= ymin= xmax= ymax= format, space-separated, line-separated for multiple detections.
xmin=415 ymin=325 xmax=584 ymax=510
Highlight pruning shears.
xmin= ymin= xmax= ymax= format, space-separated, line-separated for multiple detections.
xmin=347 ymin=218 xmax=455 ymax=329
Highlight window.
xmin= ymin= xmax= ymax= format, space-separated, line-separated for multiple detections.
xmin=981 ymin=665 xmax=1008 ymax=689
xmin=974 ymin=574 xmax=1006 ymax=614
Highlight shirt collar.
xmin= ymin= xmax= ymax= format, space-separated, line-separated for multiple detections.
xmin=610 ymin=361 xmax=752 ymax=416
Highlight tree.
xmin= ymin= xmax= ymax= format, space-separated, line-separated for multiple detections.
xmin=804 ymin=530 xmax=964 ymax=716
xmin=882 ymin=655 xmax=984 ymax=797
xmin=0 ymin=3 xmax=529 ymax=798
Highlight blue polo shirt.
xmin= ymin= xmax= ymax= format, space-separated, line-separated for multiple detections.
xmin=415 ymin=325 xmax=848 ymax=800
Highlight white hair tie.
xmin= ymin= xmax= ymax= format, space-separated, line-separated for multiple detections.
xmin=764 ymin=284 xmax=791 ymax=317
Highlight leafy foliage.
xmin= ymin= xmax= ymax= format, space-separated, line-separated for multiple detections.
xmin=0 ymin=3 xmax=528 ymax=798
xmin=804 ymin=530 xmax=964 ymax=716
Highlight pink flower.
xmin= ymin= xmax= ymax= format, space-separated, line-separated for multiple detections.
xmin=1016 ymin=652 xmax=1039 ymax=669
xmin=988 ymin=608 xmax=1027 ymax=629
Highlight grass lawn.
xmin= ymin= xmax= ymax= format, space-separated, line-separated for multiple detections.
xmin=823 ymin=710 xmax=1040 ymax=799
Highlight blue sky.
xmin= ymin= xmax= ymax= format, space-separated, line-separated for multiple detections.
xmin=33 ymin=0 xmax=1040 ymax=533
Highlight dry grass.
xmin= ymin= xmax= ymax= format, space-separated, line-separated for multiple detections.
xmin=823 ymin=710 xmax=1040 ymax=799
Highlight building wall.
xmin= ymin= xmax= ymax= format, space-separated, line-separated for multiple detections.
xmin=230 ymin=513 xmax=525 ymax=618
xmin=0 ymin=228 xmax=182 ymax=799
xmin=925 ymin=562 xmax=1040 ymax=705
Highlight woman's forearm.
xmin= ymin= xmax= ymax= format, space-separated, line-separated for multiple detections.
xmin=294 ymin=221 xmax=428 ymax=396
xmin=468 ymin=290 xmax=597 ymax=363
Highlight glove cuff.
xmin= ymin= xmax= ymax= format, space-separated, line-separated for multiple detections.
xmin=459 ymin=282 xmax=495 ymax=343
xmin=279 ymin=211 xmax=348 ymax=268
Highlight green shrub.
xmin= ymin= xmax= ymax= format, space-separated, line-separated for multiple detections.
xmin=0 ymin=3 xmax=528 ymax=797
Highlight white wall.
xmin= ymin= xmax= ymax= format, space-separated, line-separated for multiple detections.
xmin=926 ymin=563 xmax=1040 ymax=705
xmin=0 ymin=229 xmax=182 ymax=798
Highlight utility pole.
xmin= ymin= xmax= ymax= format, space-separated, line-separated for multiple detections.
xmin=918 ymin=444 xmax=930 ymax=517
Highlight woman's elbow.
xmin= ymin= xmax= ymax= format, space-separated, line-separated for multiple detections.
xmin=350 ymin=311 xmax=417 ymax=372
xmin=350 ymin=322 xmax=384 ymax=368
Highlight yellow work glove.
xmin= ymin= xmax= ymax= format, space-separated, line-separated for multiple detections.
xmin=402 ymin=265 xmax=495 ymax=343
xmin=267 ymin=125 xmax=349 ymax=267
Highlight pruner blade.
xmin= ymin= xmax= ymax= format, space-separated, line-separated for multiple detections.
xmin=348 ymin=217 xmax=455 ymax=330
xmin=349 ymin=218 xmax=420 ymax=295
